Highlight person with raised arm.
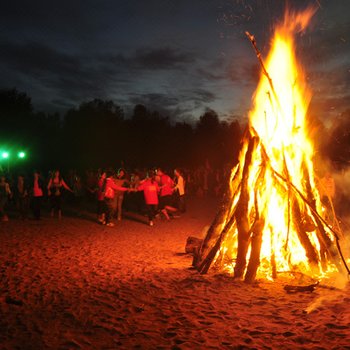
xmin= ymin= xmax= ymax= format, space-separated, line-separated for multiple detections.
xmin=47 ymin=170 xmax=73 ymax=219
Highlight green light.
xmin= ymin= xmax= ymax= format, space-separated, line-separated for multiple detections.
xmin=2 ymin=151 xmax=9 ymax=159
xmin=18 ymin=151 xmax=26 ymax=159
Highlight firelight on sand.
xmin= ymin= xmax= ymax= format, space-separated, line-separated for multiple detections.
xmin=195 ymin=8 xmax=347 ymax=283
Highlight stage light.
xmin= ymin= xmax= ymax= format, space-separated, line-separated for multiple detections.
xmin=1 ymin=151 xmax=9 ymax=159
xmin=18 ymin=151 xmax=26 ymax=159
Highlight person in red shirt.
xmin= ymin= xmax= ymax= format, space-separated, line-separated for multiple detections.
xmin=103 ymin=170 xmax=129 ymax=227
xmin=138 ymin=170 xmax=159 ymax=226
xmin=31 ymin=170 xmax=44 ymax=220
xmin=156 ymin=167 xmax=178 ymax=220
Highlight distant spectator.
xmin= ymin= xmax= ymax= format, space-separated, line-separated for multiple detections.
xmin=96 ymin=170 xmax=107 ymax=224
xmin=0 ymin=175 xmax=12 ymax=221
xmin=14 ymin=174 xmax=30 ymax=219
xmin=174 ymin=168 xmax=186 ymax=213
xmin=31 ymin=171 xmax=44 ymax=220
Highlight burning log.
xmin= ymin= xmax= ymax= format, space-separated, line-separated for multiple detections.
xmin=195 ymin=162 xmax=242 ymax=269
xmin=291 ymin=197 xmax=320 ymax=272
xmin=233 ymin=135 xmax=258 ymax=279
xmin=244 ymin=218 xmax=265 ymax=283
xmin=241 ymin=143 xmax=267 ymax=283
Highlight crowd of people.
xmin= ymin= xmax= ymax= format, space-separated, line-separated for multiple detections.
xmin=0 ymin=164 xmax=230 ymax=226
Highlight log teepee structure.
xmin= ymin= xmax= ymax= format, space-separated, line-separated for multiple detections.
xmin=194 ymin=8 xmax=348 ymax=283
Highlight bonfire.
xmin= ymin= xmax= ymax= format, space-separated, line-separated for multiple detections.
xmin=194 ymin=8 xmax=348 ymax=283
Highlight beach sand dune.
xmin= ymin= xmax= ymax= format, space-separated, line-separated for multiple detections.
xmin=1 ymin=198 xmax=350 ymax=349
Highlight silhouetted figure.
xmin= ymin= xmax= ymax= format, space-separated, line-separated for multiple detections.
xmin=15 ymin=174 xmax=30 ymax=219
xmin=174 ymin=168 xmax=186 ymax=213
xmin=96 ymin=170 xmax=107 ymax=224
xmin=0 ymin=175 xmax=11 ymax=221
xmin=31 ymin=171 xmax=44 ymax=220
xmin=113 ymin=168 xmax=129 ymax=221
xmin=47 ymin=170 xmax=73 ymax=219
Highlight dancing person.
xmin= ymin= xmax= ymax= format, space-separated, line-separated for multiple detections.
xmin=103 ymin=170 xmax=129 ymax=227
xmin=47 ymin=170 xmax=73 ymax=219
xmin=125 ymin=170 xmax=143 ymax=213
xmin=0 ymin=175 xmax=12 ymax=221
xmin=156 ymin=167 xmax=178 ymax=220
xmin=31 ymin=171 xmax=44 ymax=220
xmin=113 ymin=168 xmax=129 ymax=221
xmin=138 ymin=170 xmax=159 ymax=226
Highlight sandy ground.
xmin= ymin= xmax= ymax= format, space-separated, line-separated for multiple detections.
xmin=1 ymin=197 xmax=350 ymax=350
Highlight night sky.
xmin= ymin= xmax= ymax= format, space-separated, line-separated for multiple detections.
xmin=0 ymin=0 xmax=349 ymax=123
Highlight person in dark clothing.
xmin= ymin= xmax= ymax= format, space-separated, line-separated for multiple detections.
xmin=14 ymin=174 xmax=30 ymax=219
xmin=31 ymin=171 xmax=44 ymax=220
xmin=47 ymin=170 xmax=73 ymax=219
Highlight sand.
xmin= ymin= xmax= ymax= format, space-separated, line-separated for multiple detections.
xmin=1 ymin=198 xmax=350 ymax=350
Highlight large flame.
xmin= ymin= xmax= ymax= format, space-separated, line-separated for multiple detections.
xmin=209 ymin=8 xmax=341 ymax=280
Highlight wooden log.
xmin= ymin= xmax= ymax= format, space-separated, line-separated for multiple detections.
xmin=302 ymin=162 xmax=345 ymax=273
xmin=284 ymin=282 xmax=319 ymax=293
xmin=270 ymin=227 xmax=277 ymax=279
xmin=244 ymin=156 xmax=267 ymax=283
xmin=234 ymin=135 xmax=259 ymax=279
xmin=195 ymin=128 xmax=254 ymax=273
xmin=194 ymin=163 xmax=241 ymax=269
xmin=197 ymin=213 xmax=237 ymax=274
xmin=272 ymin=166 xmax=350 ymax=276
xmin=185 ymin=236 xmax=203 ymax=254
xmin=292 ymin=198 xmax=320 ymax=271
xmin=244 ymin=218 xmax=265 ymax=283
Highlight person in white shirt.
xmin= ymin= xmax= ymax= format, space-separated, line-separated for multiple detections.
xmin=174 ymin=168 xmax=186 ymax=213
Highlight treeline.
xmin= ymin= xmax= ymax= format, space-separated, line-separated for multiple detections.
xmin=1 ymin=88 xmax=350 ymax=173
xmin=0 ymin=89 xmax=242 ymax=172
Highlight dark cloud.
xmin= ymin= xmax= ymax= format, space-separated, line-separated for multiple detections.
xmin=226 ymin=59 xmax=259 ymax=86
xmin=100 ymin=47 xmax=196 ymax=72
xmin=134 ymin=47 xmax=195 ymax=70
xmin=128 ymin=93 xmax=180 ymax=108
xmin=126 ymin=87 xmax=217 ymax=121
xmin=195 ymin=67 xmax=225 ymax=81
xmin=0 ymin=40 xmax=81 ymax=77
xmin=300 ymin=21 xmax=350 ymax=66
xmin=0 ymin=40 xmax=115 ymax=108
xmin=0 ymin=0 xmax=348 ymax=121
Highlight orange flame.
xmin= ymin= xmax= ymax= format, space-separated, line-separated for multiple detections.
xmin=214 ymin=8 xmax=339 ymax=280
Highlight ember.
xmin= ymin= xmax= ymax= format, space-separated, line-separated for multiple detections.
xmin=195 ymin=8 xmax=347 ymax=283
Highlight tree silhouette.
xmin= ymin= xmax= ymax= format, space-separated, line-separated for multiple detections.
xmin=62 ymin=99 xmax=125 ymax=169
xmin=0 ymin=89 xmax=245 ymax=172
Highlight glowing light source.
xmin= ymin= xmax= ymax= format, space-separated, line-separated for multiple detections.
xmin=1 ymin=151 xmax=9 ymax=159
xmin=18 ymin=151 xmax=26 ymax=159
